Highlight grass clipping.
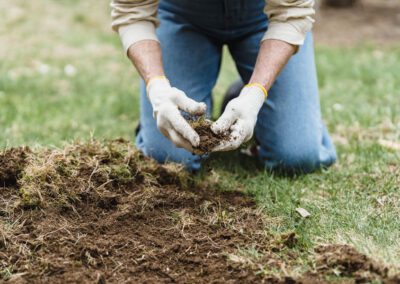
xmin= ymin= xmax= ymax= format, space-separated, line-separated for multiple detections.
xmin=0 ymin=140 xmax=399 ymax=283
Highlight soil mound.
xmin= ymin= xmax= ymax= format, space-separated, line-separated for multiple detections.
xmin=300 ymin=244 xmax=400 ymax=283
xmin=0 ymin=140 xmax=283 ymax=283
xmin=0 ymin=140 xmax=398 ymax=283
xmin=188 ymin=117 xmax=231 ymax=153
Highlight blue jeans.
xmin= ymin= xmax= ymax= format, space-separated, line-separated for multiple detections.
xmin=136 ymin=0 xmax=337 ymax=173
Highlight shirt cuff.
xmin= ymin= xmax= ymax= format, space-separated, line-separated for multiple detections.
xmin=262 ymin=21 xmax=308 ymax=46
xmin=118 ymin=21 xmax=159 ymax=54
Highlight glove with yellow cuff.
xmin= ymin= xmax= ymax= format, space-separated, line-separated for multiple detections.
xmin=211 ymin=83 xmax=267 ymax=152
xmin=147 ymin=76 xmax=207 ymax=152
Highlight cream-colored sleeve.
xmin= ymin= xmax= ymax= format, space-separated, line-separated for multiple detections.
xmin=262 ymin=0 xmax=315 ymax=46
xmin=111 ymin=0 xmax=159 ymax=53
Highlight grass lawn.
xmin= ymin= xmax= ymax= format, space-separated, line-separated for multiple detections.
xmin=1 ymin=0 xmax=399 ymax=272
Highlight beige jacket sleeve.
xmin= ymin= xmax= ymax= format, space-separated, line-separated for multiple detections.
xmin=111 ymin=0 xmax=160 ymax=53
xmin=262 ymin=0 xmax=315 ymax=45
xmin=110 ymin=0 xmax=315 ymax=53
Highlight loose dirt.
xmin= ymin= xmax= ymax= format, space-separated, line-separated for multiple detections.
xmin=303 ymin=244 xmax=400 ymax=283
xmin=0 ymin=147 xmax=29 ymax=187
xmin=0 ymin=140 xmax=398 ymax=283
xmin=189 ymin=117 xmax=231 ymax=153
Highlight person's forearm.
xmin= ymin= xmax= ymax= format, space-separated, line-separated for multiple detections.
xmin=127 ymin=40 xmax=165 ymax=84
xmin=249 ymin=39 xmax=297 ymax=91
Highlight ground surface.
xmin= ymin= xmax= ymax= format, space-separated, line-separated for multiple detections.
xmin=314 ymin=0 xmax=400 ymax=47
xmin=1 ymin=140 xmax=398 ymax=283
xmin=0 ymin=0 xmax=399 ymax=282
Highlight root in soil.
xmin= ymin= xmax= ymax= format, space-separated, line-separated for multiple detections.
xmin=188 ymin=116 xmax=231 ymax=153
xmin=0 ymin=140 xmax=398 ymax=283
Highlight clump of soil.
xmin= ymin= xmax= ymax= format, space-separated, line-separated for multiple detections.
xmin=188 ymin=116 xmax=231 ymax=153
xmin=310 ymin=244 xmax=399 ymax=283
xmin=297 ymin=244 xmax=400 ymax=283
xmin=0 ymin=146 xmax=30 ymax=187
xmin=0 ymin=140 xmax=398 ymax=283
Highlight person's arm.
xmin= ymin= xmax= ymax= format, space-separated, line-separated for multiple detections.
xmin=250 ymin=0 xmax=316 ymax=89
xmin=111 ymin=0 xmax=159 ymax=53
xmin=212 ymin=0 xmax=315 ymax=152
xmin=111 ymin=0 xmax=165 ymax=82
xmin=111 ymin=1 xmax=206 ymax=151
xmin=127 ymin=40 xmax=165 ymax=84
xmin=127 ymin=40 xmax=206 ymax=151
xmin=249 ymin=39 xmax=296 ymax=91
xmin=262 ymin=0 xmax=315 ymax=45
xmin=211 ymin=40 xmax=295 ymax=151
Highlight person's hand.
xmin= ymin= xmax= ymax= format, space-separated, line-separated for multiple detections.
xmin=211 ymin=84 xmax=267 ymax=152
xmin=147 ymin=76 xmax=207 ymax=151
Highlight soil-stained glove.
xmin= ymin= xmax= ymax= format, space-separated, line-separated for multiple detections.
xmin=147 ymin=76 xmax=207 ymax=152
xmin=211 ymin=83 xmax=267 ymax=152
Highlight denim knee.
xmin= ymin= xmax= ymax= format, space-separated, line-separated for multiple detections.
xmin=263 ymin=140 xmax=322 ymax=174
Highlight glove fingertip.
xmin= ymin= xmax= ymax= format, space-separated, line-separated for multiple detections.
xmin=211 ymin=145 xmax=223 ymax=152
xmin=190 ymin=133 xmax=200 ymax=147
xmin=211 ymin=122 xmax=226 ymax=134
xmin=192 ymin=102 xmax=207 ymax=115
xmin=210 ymin=123 xmax=219 ymax=134
xmin=212 ymin=142 xmax=233 ymax=152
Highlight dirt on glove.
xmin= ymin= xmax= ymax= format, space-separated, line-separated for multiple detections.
xmin=0 ymin=140 xmax=398 ymax=283
xmin=188 ymin=116 xmax=231 ymax=153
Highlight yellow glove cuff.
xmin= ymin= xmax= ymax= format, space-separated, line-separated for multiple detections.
xmin=146 ymin=75 xmax=169 ymax=87
xmin=245 ymin=83 xmax=268 ymax=98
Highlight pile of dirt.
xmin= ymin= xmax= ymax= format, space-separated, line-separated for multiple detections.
xmin=188 ymin=116 xmax=231 ymax=153
xmin=0 ymin=140 xmax=398 ymax=283
xmin=0 ymin=140 xmax=284 ymax=283
xmin=304 ymin=244 xmax=400 ymax=283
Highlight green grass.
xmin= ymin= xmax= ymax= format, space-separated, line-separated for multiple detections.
xmin=1 ymin=0 xmax=399 ymax=269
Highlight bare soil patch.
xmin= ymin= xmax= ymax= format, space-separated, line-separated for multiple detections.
xmin=0 ymin=140 xmax=398 ymax=283
xmin=0 ymin=140 xmax=280 ymax=283
xmin=314 ymin=0 xmax=400 ymax=47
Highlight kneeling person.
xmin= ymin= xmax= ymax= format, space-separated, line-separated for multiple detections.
xmin=111 ymin=0 xmax=337 ymax=173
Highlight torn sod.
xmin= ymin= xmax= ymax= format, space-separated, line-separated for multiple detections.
xmin=0 ymin=140 xmax=399 ymax=283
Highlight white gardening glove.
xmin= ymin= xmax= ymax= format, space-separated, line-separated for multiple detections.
xmin=147 ymin=76 xmax=207 ymax=152
xmin=211 ymin=84 xmax=267 ymax=152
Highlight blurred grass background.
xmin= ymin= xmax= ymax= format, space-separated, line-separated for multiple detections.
xmin=0 ymin=0 xmax=399 ymax=269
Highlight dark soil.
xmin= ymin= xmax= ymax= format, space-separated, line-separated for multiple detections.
xmin=303 ymin=244 xmax=400 ymax=283
xmin=0 ymin=140 xmax=277 ymax=283
xmin=0 ymin=147 xmax=30 ymax=187
xmin=0 ymin=140 xmax=398 ymax=283
xmin=189 ymin=117 xmax=231 ymax=153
